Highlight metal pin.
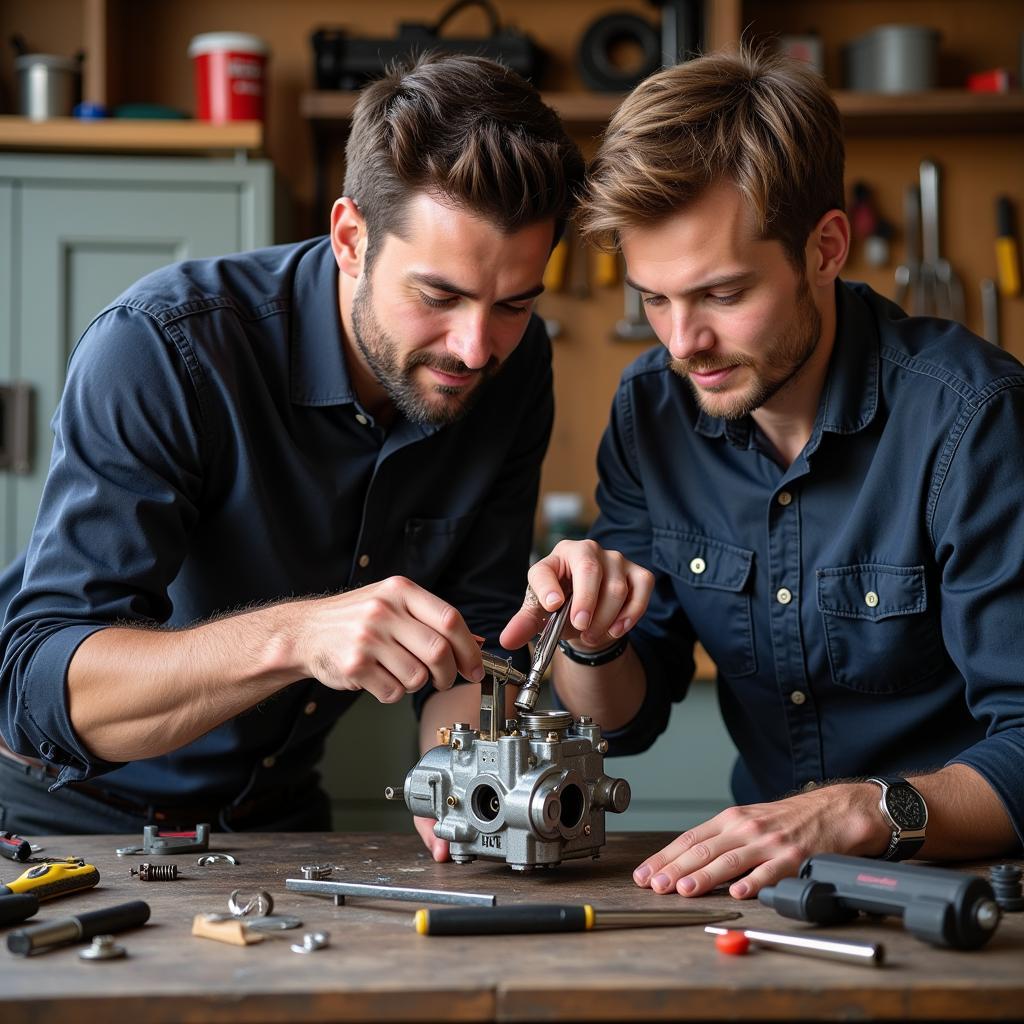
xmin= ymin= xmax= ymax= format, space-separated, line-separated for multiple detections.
xmin=291 ymin=930 xmax=330 ymax=954
xmin=705 ymin=925 xmax=884 ymax=967
xmin=286 ymin=877 xmax=496 ymax=907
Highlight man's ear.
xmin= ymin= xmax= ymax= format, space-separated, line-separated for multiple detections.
xmin=331 ymin=197 xmax=366 ymax=279
xmin=806 ymin=209 xmax=850 ymax=286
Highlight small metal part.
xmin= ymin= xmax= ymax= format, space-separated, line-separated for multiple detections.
xmin=197 ymin=853 xmax=238 ymax=866
xmin=514 ymin=597 xmax=572 ymax=712
xmin=116 ymin=823 xmax=210 ymax=857
xmin=244 ymin=914 xmax=303 ymax=931
xmin=291 ymin=930 xmax=330 ymax=954
xmin=227 ymin=889 xmax=274 ymax=918
xmin=479 ymin=651 xmax=527 ymax=687
xmin=78 ymin=935 xmax=127 ymax=961
xmin=383 ymin=786 xmax=402 ymax=801
xmin=286 ymin=877 xmax=496 ymax=907
xmin=990 ymin=864 xmax=1024 ymax=912
xmin=129 ymin=862 xmax=178 ymax=881
xmin=300 ymin=863 xmax=334 ymax=880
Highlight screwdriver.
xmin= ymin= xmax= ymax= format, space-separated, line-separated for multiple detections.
xmin=996 ymin=196 xmax=1021 ymax=297
xmin=414 ymin=904 xmax=741 ymax=935
xmin=0 ymin=831 xmax=33 ymax=862
xmin=1 ymin=858 xmax=100 ymax=900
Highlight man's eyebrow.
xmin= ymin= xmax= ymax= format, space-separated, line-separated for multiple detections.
xmin=624 ymin=271 xmax=754 ymax=297
xmin=409 ymin=272 xmax=545 ymax=303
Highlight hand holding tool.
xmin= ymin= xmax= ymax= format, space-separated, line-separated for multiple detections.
xmin=7 ymin=900 xmax=150 ymax=955
xmin=759 ymin=853 xmax=1001 ymax=950
xmin=414 ymin=904 xmax=741 ymax=935
xmin=705 ymin=925 xmax=884 ymax=967
xmin=1 ymin=857 xmax=99 ymax=900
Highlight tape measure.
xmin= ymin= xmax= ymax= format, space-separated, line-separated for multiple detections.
xmin=1 ymin=857 xmax=100 ymax=900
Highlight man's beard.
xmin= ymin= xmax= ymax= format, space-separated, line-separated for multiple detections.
xmin=671 ymin=276 xmax=822 ymax=421
xmin=351 ymin=277 xmax=498 ymax=426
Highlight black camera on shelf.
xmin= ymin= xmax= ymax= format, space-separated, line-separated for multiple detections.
xmin=311 ymin=0 xmax=546 ymax=91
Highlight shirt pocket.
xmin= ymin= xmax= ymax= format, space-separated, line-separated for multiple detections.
xmin=651 ymin=528 xmax=756 ymax=678
xmin=816 ymin=563 xmax=945 ymax=694
xmin=403 ymin=514 xmax=475 ymax=585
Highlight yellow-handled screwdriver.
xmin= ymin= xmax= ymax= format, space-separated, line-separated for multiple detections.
xmin=1 ymin=857 xmax=99 ymax=900
xmin=415 ymin=904 xmax=741 ymax=935
xmin=996 ymin=196 xmax=1021 ymax=297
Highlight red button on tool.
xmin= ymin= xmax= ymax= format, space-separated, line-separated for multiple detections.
xmin=715 ymin=931 xmax=750 ymax=956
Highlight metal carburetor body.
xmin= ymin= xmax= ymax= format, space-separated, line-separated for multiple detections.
xmin=390 ymin=601 xmax=630 ymax=870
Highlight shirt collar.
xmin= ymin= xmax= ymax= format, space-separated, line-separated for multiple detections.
xmin=693 ymin=279 xmax=880 ymax=447
xmin=289 ymin=237 xmax=357 ymax=407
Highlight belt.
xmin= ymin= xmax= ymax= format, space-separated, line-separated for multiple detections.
xmin=0 ymin=736 xmax=291 ymax=827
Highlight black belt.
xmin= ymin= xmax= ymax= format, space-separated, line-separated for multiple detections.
xmin=0 ymin=738 xmax=293 ymax=827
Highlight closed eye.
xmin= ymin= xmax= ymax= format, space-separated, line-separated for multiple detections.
xmin=419 ymin=292 xmax=458 ymax=309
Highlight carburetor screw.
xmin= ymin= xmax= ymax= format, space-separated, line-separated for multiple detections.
xmin=300 ymin=863 xmax=333 ymax=880
xmin=129 ymin=862 xmax=178 ymax=881
xmin=578 ymin=716 xmax=593 ymax=724
xmin=453 ymin=722 xmax=471 ymax=730
xmin=451 ymin=738 xmax=463 ymax=750
xmin=584 ymin=825 xmax=592 ymax=836
xmin=596 ymin=740 xmax=609 ymax=754
xmin=545 ymin=731 xmax=560 ymax=742
xmin=527 ymin=755 xmax=538 ymax=767
xmin=446 ymin=795 xmax=459 ymax=808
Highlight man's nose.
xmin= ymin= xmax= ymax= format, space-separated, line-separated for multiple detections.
xmin=446 ymin=311 xmax=492 ymax=370
xmin=666 ymin=306 xmax=714 ymax=362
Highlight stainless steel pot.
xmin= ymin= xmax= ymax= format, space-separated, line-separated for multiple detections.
xmin=14 ymin=50 xmax=82 ymax=120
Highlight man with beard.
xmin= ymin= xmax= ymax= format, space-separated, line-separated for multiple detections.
xmin=0 ymin=53 xmax=584 ymax=844
xmin=501 ymin=47 xmax=1022 ymax=895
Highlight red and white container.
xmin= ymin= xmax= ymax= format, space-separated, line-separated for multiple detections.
xmin=188 ymin=32 xmax=269 ymax=123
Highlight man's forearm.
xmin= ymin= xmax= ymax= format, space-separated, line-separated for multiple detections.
xmin=909 ymin=763 xmax=1017 ymax=858
xmin=551 ymin=645 xmax=647 ymax=730
xmin=68 ymin=601 xmax=304 ymax=762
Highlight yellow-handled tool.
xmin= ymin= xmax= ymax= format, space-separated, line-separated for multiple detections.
xmin=1 ymin=857 xmax=99 ymax=900
xmin=996 ymin=196 xmax=1021 ymax=297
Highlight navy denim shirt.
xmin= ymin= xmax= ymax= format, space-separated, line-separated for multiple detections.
xmin=0 ymin=237 xmax=552 ymax=807
xmin=592 ymin=281 xmax=1024 ymax=847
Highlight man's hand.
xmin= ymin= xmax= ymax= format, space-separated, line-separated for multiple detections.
xmin=500 ymin=540 xmax=653 ymax=653
xmin=414 ymin=815 xmax=449 ymax=862
xmin=633 ymin=784 xmax=887 ymax=900
xmin=293 ymin=576 xmax=485 ymax=703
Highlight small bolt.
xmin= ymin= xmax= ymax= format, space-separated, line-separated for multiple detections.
xmin=546 ymin=731 xmax=560 ymax=742
xmin=300 ymin=864 xmax=333 ymax=880
xmin=129 ymin=862 xmax=178 ymax=881
xmin=527 ymin=755 xmax=538 ymax=767
xmin=453 ymin=722 xmax=470 ymax=731
xmin=451 ymin=738 xmax=463 ymax=750
xmin=595 ymin=739 xmax=609 ymax=754
xmin=578 ymin=715 xmax=593 ymax=724
xmin=583 ymin=824 xmax=592 ymax=836
xmin=79 ymin=934 xmax=126 ymax=960
xmin=446 ymin=795 xmax=459 ymax=808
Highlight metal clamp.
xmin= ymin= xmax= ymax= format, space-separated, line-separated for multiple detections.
xmin=116 ymin=823 xmax=210 ymax=857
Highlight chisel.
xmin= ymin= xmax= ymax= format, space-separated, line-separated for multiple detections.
xmin=414 ymin=904 xmax=741 ymax=935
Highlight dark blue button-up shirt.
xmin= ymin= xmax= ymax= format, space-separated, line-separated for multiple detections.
xmin=592 ymin=281 xmax=1024 ymax=847
xmin=0 ymin=237 xmax=552 ymax=807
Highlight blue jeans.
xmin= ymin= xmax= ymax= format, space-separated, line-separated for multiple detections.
xmin=0 ymin=755 xmax=332 ymax=835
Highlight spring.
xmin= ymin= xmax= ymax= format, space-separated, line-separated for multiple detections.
xmin=130 ymin=862 xmax=178 ymax=881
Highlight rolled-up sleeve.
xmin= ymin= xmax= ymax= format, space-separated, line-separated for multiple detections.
xmin=932 ymin=382 xmax=1024 ymax=846
xmin=0 ymin=305 xmax=205 ymax=785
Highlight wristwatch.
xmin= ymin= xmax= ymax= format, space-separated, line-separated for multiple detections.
xmin=867 ymin=776 xmax=928 ymax=861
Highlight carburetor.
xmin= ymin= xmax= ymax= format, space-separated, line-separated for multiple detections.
xmin=387 ymin=601 xmax=631 ymax=870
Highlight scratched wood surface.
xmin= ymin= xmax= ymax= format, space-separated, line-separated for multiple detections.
xmin=0 ymin=832 xmax=1021 ymax=1023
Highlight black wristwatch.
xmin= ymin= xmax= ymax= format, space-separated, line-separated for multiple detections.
xmin=867 ymin=776 xmax=928 ymax=861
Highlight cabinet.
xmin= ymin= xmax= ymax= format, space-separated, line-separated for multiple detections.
xmin=0 ymin=154 xmax=274 ymax=560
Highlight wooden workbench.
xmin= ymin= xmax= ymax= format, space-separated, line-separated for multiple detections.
xmin=1 ymin=832 xmax=1021 ymax=1022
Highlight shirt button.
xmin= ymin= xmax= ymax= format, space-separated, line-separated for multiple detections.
xmin=777 ymin=491 xmax=793 ymax=507
xmin=776 ymin=587 xmax=793 ymax=605
xmin=802 ymin=779 xmax=818 ymax=791
xmin=358 ymin=554 xmax=370 ymax=568
xmin=689 ymin=557 xmax=706 ymax=575
xmin=304 ymin=701 xmax=317 ymax=716
xmin=865 ymin=591 xmax=879 ymax=608
xmin=262 ymin=756 xmax=276 ymax=769
xmin=355 ymin=413 xmax=368 ymax=425
xmin=790 ymin=690 xmax=807 ymax=705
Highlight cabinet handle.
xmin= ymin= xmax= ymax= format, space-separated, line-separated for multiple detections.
xmin=0 ymin=382 xmax=33 ymax=475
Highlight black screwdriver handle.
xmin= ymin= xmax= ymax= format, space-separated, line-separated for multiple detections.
xmin=415 ymin=904 xmax=591 ymax=935
xmin=0 ymin=893 xmax=40 ymax=926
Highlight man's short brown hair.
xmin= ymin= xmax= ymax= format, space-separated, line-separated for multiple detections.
xmin=344 ymin=53 xmax=584 ymax=265
xmin=578 ymin=47 xmax=845 ymax=266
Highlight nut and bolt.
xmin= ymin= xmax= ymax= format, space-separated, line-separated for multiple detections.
xmin=79 ymin=935 xmax=126 ymax=960
xmin=129 ymin=862 xmax=178 ymax=881
xmin=990 ymin=864 xmax=1024 ymax=912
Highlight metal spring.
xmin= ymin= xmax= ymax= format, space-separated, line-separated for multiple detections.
xmin=130 ymin=862 xmax=178 ymax=881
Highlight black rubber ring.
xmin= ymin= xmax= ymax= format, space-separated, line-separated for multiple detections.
xmin=577 ymin=12 xmax=661 ymax=92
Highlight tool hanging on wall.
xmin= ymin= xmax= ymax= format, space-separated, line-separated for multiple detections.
xmin=995 ymin=195 xmax=1021 ymax=297
xmin=919 ymin=158 xmax=965 ymax=322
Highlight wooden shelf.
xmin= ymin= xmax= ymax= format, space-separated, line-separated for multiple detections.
xmin=301 ymin=89 xmax=1024 ymax=133
xmin=0 ymin=116 xmax=263 ymax=153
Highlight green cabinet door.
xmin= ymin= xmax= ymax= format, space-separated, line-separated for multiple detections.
xmin=0 ymin=155 xmax=274 ymax=561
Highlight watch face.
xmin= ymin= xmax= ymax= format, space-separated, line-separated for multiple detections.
xmin=886 ymin=784 xmax=927 ymax=830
